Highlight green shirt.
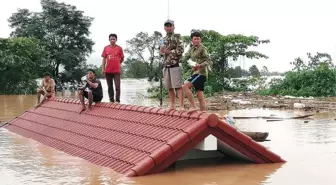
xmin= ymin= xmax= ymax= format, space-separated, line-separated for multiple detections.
xmin=185 ymin=44 xmax=211 ymax=76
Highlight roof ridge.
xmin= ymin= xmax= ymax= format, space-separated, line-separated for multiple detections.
xmin=40 ymin=105 xmax=189 ymax=134
xmin=51 ymin=98 xmax=212 ymax=120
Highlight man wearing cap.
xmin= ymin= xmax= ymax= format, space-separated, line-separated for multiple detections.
xmin=160 ymin=20 xmax=185 ymax=111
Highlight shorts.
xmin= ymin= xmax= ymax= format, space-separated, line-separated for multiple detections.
xmin=163 ymin=66 xmax=183 ymax=89
xmin=187 ymin=74 xmax=207 ymax=91
xmin=38 ymin=89 xmax=54 ymax=98
xmin=83 ymin=91 xmax=102 ymax=102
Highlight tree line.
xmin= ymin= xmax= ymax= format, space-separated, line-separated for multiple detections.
xmin=1 ymin=0 xmax=334 ymax=97
xmin=259 ymin=52 xmax=336 ymax=97
xmin=0 ymin=0 xmax=270 ymax=95
xmin=0 ymin=0 xmax=95 ymax=94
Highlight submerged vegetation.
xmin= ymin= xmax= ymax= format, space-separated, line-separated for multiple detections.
xmin=258 ymin=53 xmax=336 ymax=97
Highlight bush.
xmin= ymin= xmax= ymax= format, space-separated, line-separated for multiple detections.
xmin=259 ymin=63 xmax=336 ymax=97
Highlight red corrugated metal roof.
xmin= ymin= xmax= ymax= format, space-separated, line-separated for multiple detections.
xmin=3 ymin=98 xmax=285 ymax=176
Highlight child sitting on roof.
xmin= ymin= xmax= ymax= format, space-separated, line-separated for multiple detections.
xmin=78 ymin=69 xmax=103 ymax=112
xmin=35 ymin=72 xmax=55 ymax=108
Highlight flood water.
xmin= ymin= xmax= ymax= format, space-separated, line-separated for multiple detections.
xmin=1 ymin=79 xmax=336 ymax=185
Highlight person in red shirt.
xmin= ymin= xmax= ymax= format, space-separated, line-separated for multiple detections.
xmin=101 ymin=33 xmax=124 ymax=103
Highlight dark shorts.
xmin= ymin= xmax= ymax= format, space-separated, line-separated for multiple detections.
xmin=188 ymin=74 xmax=207 ymax=91
xmin=83 ymin=91 xmax=102 ymax=102
xmin=39 ymin=89 xmax=54 ymax=98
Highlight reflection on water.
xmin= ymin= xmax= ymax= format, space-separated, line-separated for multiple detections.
xmin=1 ymin=79 xmax=336 ymax=185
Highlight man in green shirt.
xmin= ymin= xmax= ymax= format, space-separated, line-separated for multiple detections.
xmin=183 ymin=30 xmax=211 ymax=113
xmin=160 ymin=20 xmax=185 ymax=111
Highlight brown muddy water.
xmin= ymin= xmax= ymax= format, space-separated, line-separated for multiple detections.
xmin=1 ymin=79 xmax=336 ymax=185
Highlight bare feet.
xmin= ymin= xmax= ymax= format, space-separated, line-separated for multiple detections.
xmin=79 ymin=106 xmax=86 ymax=114
xmin=178 ymin=107 xmax=185 ymax=112
xmin=165 ymin=107 xmax=176 ymax=113
xmin=187 ymin=107 xmax=198 ymax=114
xmin=34 ymin=103 xmax=41 ymax=108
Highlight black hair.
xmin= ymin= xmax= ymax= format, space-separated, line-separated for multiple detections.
xmin=190 ymin=31 xmax=201 ymax=39
xmin=87 ymin=69 xmax=96 ymax=74
xmin=42 ymin=72 xmax=51 ymax=77
xmin=109 ymin=33 xmax=118 ymax=40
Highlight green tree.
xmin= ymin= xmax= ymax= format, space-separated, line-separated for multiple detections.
xmin=259 ymin=52 xmax=336 ymax=97
xmin=249 ymin=65 xmax=261 ymax=77
xmin=290 ymin=52 xmax=333 ymax=71
xmin=0 ymin=37 xmax=47 ymax=94
xmin=260 ymin=66 xmax=269 ymax=76
xmin=58 ymin=63 xmax=101 ymax=84
xmin=123 ymin=58 xmax=149 ymax=78
xmin=226 ymin=66 xmax=249 ymax=78
xmin=8 ymin=0 xmax=95 ymax=78
xmin=182 ymin=30 xmax=269 ymax=93
xmin=124 ymin=31 xmax=163 ymax=81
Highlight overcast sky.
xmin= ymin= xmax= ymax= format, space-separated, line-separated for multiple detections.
xmin=1 ymin=0 xmax=335 ymax=72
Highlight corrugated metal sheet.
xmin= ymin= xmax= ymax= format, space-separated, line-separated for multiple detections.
xmin=4 ymin=98 xmax=284 ymax=176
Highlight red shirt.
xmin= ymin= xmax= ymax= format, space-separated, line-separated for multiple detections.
xmin=101 ymin=45 xmax=124 ymax=74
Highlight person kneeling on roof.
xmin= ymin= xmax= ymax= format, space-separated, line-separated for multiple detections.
xmin=78 ymin=69 xmax=103 ymax=112
xmin=35 ymin=72 xmax=55 ymax=107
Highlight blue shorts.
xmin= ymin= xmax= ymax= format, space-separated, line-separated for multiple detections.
xmin=187 ymin=74 xmax=206 ymax=91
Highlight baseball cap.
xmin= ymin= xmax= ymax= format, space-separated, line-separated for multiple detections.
xmin=164 ymin=20 xmax=174 ymax=26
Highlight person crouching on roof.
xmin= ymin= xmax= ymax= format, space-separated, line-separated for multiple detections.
xmin=78 ymin=69 xmax=103 ymax=112
xmin=183 ymin=30 xmax=211 ymax=113
xmin=35 ymin=72 xmax=55 ymax=107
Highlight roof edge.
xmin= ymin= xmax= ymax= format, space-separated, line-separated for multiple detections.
xmin=127 ymin=119 xmax=209 ymax=176
xmin=213 ymin=121 xmax=286 ymax=163
xmin=130 ymin=156 xmax=156 ymax=176
xmin=205 ymin=113 xmax=220 ymax=127
xmin=145 ymin=129 xmax=212 ymax=176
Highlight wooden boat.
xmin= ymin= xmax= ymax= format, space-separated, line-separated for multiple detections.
xmin=214 ymin=114 xmax=270 ymax=142
xmin=241 ymin=131 xmax=269 ymax=142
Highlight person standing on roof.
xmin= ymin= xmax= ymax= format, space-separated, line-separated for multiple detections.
xmin=35 ymin=72 xmax=55 ymax=107
xmin=101 ymin=33 xmax=124 ymax=103
xmin=78 ymin=69 xmax=103 ymax=112
xmin=160 ymin=20 xmax=185 ymax=111
xmin=183 ymin=30 xmax=212 ymax=113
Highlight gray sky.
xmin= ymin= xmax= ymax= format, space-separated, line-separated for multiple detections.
xmin=1 ymin=0 xmax=335 ymax=72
